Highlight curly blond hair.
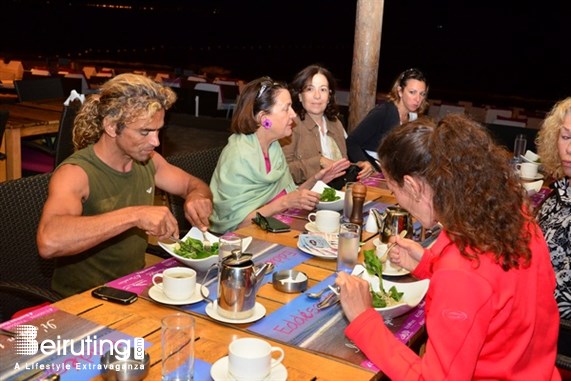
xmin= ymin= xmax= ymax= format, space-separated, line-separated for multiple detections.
xmin=73 ymin=73 xmax=176 ymax=150
xmin=536 ymin=97 xmax=571 ymax=179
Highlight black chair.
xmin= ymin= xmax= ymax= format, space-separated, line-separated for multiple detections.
xmin=165 ymin=146 xmax=224 ymax=235
xmin=0 ymin=110 xmax=8 ymax=161
xmin=558 ymin=318 xmax=571 ymax=377
xmin=14 ymin=77 xmax=65 ymax=102
xmin=0 ymin=172 xmax=62 ymax=321
xmin=21 ymin=98 xmax=81 ymax=173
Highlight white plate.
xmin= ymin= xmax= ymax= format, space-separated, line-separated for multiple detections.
xmin=519 ymin=173 xmax=543 ymax=181
xmin=158 ymin=227 xmax=252 ymax=272
xmin=353 ymin=265 xmax=429 ymax=319
xmin=210 ymin=356 xmax=288 ymax=381
xmin=372 ymin=239 xmax=411 ymax=276
xmin=148 ymin=284 xmax=209 ymax=305
xmin=311 ymin=181 xmax=345 ymax=211
xmin=205 ymin=301 xmax=266 ymax=324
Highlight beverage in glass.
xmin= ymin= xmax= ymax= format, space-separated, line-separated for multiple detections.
xmin=337 ymin=223 xmax=361 ymax=273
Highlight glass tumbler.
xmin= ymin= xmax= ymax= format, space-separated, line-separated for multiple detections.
xmin=513 ymin=134 xmax=527 ymax=161
xmin=337 ymin=223 xmax=361 ymax=273
xmin=219 ymin=235 xmax=243 ymax=263
xmin=342 ymin=182 xmax=355 ymax=222
xmin=161 ymin=314 xmax=195 ymax=381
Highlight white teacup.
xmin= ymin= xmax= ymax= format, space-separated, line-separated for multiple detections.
xmin=228 ymin=338 xmax=284 ymax=381
xmin=152 ymin=267 xmax=196 ymax=301
xmin=517 ymin=162 xmax=539 ymax=179
xmin=524 ymin=150 xmax=540 ymax=162
xmin=308 ymin=210 xmax=340 ymax=233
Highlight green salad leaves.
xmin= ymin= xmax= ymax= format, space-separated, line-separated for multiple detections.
xmin=363 ymin=249 xmax=404 ymax=308
xmin=174 ymin=237 xmax=219 ymax=259
xmin=320 ymin=187 xmax=340 ymax=202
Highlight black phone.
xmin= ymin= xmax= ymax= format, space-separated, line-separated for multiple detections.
xmin=92 ymin=286 xmax=138 ymax=305
xmin=253 ymin=212 xmax=291 ymax=233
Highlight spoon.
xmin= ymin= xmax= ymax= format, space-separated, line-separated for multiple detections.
xmin=306 ymin=284 xmax=335 ymax=299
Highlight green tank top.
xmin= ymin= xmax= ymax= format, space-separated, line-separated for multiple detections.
xmin=52 ymin=145 xmax=156 ymax=297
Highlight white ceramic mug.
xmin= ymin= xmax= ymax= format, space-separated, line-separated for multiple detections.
xmin=524 ymin=150 xmax=540 ymax=162
xmin=152 ymin=267 xmax=196 ymax=300
xmin=308 ymin=210 xmax=340 ymax=233
xmin=228 ymin=338 xmax=284 ymax=381
xmin=517 ymin=162 xmax=539 ymax=179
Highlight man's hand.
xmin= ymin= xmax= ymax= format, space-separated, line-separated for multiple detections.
xmin=184 ymin=194 xmax=213 ymax=231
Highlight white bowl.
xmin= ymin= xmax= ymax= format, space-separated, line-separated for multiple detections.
xmin=158 ymin=227 xmax=252 ymax=272
xmin=523 ymin=150 xmax=540 ymax=162
xmin=311 ymin=181 xmax=345 ymax=211
xmin=352 ymin=265 xmax=429 ymax=319
xmin=522 ymin=179 xmax=543 ymax=195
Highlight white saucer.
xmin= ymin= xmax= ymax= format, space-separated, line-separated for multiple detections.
xmin=305 ymin=222 xmax=320 ymax=233
xmin=205 ymin=301 xmax=266 ymax=324
xmin=519 ymin=173 xmax=543 ymax=181
xmin=210 ymin=356 xmax=287 ymax=381
xmin=148 ymin=284 xmax=209 ymax=305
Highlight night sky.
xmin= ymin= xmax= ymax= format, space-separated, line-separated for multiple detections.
xmin=2 ymin=0 xmax=567 ymax=109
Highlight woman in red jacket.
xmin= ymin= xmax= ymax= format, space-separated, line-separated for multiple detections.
xmin=336 ymin=114 xmax=561 ymax=380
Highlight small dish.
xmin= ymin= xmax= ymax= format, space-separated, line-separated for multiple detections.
xmin=519 ymin=173 xmax=544 ymax=181
xmin=210 ymin=356 xmax=288 ymax=381
xmin=272 ymin=270 xmax=308 ymax=293
xmin=148 ymin=284 xmax=208 ymax=305
xmin=311 ymin=181 xmax=345 ymax=211
xmin=373 ymin=239 xmax=410 ymax=276
xmin=205 ymin=301 xmax=266 ymax=324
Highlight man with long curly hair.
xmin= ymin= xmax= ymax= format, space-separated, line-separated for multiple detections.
xmin=37 ymin=74 xmax=212 ymax=297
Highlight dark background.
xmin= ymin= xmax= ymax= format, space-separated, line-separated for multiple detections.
xmin=1 ymin=0 xmax=567 ymax=109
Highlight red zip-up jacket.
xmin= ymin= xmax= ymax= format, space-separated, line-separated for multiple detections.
xmin=346 ymin=223 xmax=560 ymax=380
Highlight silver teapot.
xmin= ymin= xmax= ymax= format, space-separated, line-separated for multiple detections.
xmin=374 ymin=205 xmax=414 ymax=243
xmin=202 ymin=251 xmax=272 ymax=320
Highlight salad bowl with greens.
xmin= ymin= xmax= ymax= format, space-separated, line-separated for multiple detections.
xmin=354 ymin=250 xmax=430 ymax=319
xmin=159 ymin=227 xmax=252 ymax=271
xmin=311 ymin=181 xmax=344 ymax=211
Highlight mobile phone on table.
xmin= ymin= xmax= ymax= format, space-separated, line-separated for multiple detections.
xmin=252 ymin=212 xmax=291 ymax=233
xmin=92 ymin=286 xmax=138 ymax=305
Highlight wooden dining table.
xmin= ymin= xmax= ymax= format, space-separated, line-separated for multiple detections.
xmin=1 ymin=183 xmax=425 ymax=381
xmin=0 ymin=99 xmax=63 ymax=181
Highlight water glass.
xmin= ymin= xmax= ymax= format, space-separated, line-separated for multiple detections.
xmin=161 ymin=314 xmax=195 ymax=381
xmin=337 ymin=223 xmax=361 ymax=273
xmin=513 ymin=134 xmax=527 ymax=160
xmin=219 ymin=235 xmax=242 ymax=263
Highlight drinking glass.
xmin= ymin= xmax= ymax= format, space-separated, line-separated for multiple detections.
xmin=342 ymin=182 xmax=355 ymax=222
xmin=337 ymin=223 xmax=361 ymax=273
xmin=161 ymin=314 xmax=195 ymax=381
xmin=513 ymin=134 xmax=527 ymax=161
xmin=219 ymin=235 xmax=242 ymax=263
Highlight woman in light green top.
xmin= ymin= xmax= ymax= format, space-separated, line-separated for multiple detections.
xmin=210 ymin=77 xmax=350 ymax=233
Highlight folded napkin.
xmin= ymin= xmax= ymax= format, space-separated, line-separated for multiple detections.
xmin=63 ymin=89 xmax=85 ymax=105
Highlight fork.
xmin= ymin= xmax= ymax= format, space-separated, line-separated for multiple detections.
xmin=202 ymin=229 xmax=212 ymax=251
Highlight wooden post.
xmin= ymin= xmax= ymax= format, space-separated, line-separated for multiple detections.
xmin=348 ymin=0 xmax=384 ymax=132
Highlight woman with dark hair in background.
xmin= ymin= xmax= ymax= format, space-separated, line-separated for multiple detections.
xmin=336 ymin=114 xmax=559 ymax=379
xmin=346 ymin=68 xmax=428 ymax=170
xmin=281 ymin=64 xmax=373 ymax=188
